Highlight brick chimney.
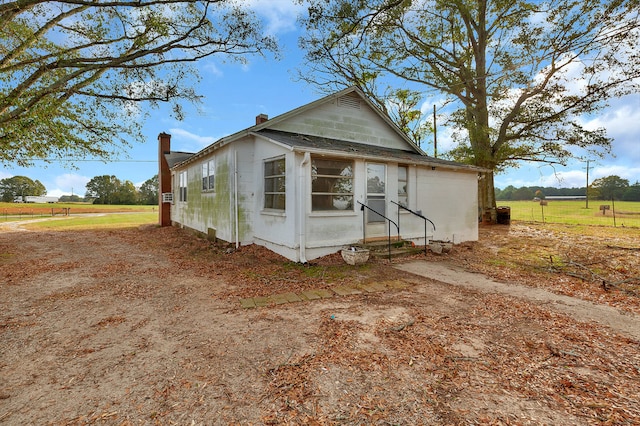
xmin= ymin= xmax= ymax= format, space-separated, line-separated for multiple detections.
xmin=158 ymin=132 xmax=172 ymax=227
xmin=256 ymin=113 xmax=268 ymax=125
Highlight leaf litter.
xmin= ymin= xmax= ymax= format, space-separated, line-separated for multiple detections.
xmin=0 ymin=222 xmax=639 ymax=424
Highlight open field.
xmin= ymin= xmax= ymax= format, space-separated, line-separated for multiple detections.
xmin=0 ymin=203 xmax=157 ymax=229
xmin=20 ymin=212 xmax=158 ymax=230
xmin=499 ymin=200 xmax=640 ymax=227
xmin=0 ymin=202 xmax=155 ymax=219
xmin=1 ymin=221 xmax=639 ymax=424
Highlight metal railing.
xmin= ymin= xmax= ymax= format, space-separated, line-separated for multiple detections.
xmin=357 ymin=201 xmax=399 ymax=261
xmin=391 ymin=201 xmax=436 ymax=256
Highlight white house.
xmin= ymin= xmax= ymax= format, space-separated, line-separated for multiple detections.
xmin=158 ymin=87 xmax=485 ymax=262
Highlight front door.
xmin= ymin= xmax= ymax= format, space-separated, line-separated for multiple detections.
xmin=366 ymin=163 xmax=386 ymax=230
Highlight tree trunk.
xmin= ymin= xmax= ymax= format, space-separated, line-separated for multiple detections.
xmin=478 ymin=170 xmax=496 ymax=223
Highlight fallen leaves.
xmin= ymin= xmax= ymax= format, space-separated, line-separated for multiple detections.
xmin=1 ymin=222 xmax=639 ymax=424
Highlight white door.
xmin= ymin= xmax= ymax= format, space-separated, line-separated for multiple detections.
xmin=366 ymin=163 xmax=386 ymax=226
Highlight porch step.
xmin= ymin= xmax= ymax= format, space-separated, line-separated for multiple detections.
xmin=362 ymin=239 xmax=410 ymax=252
xmin=363 ymin=239 xmax=426 ymax=259
xmin=370 ymin=246 xmax=426 ymax=259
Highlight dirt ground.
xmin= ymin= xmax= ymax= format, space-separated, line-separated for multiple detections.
xmin=1 ymin=221 xmax=639 ymax=425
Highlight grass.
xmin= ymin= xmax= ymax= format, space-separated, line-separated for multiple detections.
xmin=0 ymin=202 xmax=155 ymax=213
xmin=499 ymin=200 xmax=640 ymax=227
xmin=22 ymin=212 xmax=158 ymax=230
xmin=1 ymin=202 xmax=158 ymax=228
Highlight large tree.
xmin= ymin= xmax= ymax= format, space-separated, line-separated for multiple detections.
xmin=138 ymin=175 xmax=158 ymax=205
xmin=299 ymin=0 xmax=640 ymax=221
xmin=590 ymin=175 xmax=629 ymax=201
xmin=1 ymin=0 xmax=277 ymax=166
xmin=85 ymin=175 xmax=120 ymax=204
xmin=0 ymin=175 xmax=46 ymax=202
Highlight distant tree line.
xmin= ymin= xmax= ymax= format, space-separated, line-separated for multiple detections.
xmin=0 ymin=176 xmax=46 ymax=202
xmin=85 ymin=175 xmax=158 ymax=205
xmin=496 ymin=176 xmax=640 ymax=202
xmin=0 ymin=175 xmax=158 ymax=205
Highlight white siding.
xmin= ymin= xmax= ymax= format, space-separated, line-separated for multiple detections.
xmin=251 ymin=139 xmax=298 ymax=256
xmin=270 ymin=96 xmax=415 ymax=151
xmin=170 ymin=139 xmax=256 ymax=245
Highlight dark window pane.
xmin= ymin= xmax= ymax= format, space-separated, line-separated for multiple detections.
xmin=367 ymin=197 xmax=385 ymax=223
xmin=265 ymin=193 xmax=285 ymax=210
xmin=312 ymin=194 xmax=353 ymax=211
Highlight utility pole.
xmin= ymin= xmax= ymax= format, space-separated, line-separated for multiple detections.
xmin=433 ymin=105 xmax=437 ymax=158
xmin=585 ymin=160 xmax=590 ymax=209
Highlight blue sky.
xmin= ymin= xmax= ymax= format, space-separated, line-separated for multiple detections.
xmin=2 ymin=1 xmax=639 ymax=197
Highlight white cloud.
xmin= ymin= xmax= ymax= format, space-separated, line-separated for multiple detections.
xmin=202 ymin=62 xmax=224 ymax=77
xmin=1 ymin=171 xmax=89 ymax=196
xmin=496 ymin=161 xmax=640 ymax=189
xmin=244 ymin=0 xmax=304 ymax=35
xmin=497 ymin=166 xmax=587 ymax=189
xmin=41 ymin=173 xmax=91 ymax=197
xmin=592 ymin=165 xmax=640 ymax=183
xmin=168 ymin=127 xmax=217 ymax=151
xmin=581 ymin=94 xmax=640 ymax=163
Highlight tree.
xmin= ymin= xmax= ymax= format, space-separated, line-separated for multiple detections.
xmin=59 ymin=194 xmax=83 ymax=202
xmin=85 ymin=175 xmax=120 ymax=204
xmin=622 ymin=183 xmax=640 ymax=201
xmin=590 ymin=175 xmax=629 ymax=200
xmin=512 ymin=187 xmax=534 ymax=201
xmin=138 ymin=175 xmax=159 ymax=205
xmin=299 ymin=0 xmax=640 ymax=221
xmin=0 ymin=175 xmax=46 ymax=202
xmin=1 ymin=1 xmax=278 ymax=166
xmin=115 ymin=180 xmax=138 ymax=205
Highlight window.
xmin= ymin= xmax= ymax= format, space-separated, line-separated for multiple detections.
xmin=202 ymin=159 xmax=215 ymax=191
xmin=312 ymin=158 xmax=353 ymax=211
xmin=398 ymin=165 xmax=408 ymax=207
xmin=264 ymin=157 xmax=285 ymax=210
xmin=179 ymin=171 xmax=187 ymax=202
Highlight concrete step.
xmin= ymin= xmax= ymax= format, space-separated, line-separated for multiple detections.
xmin=370 ymin=246 xmax=426 ymax=259
xmin=363 ymin=239 xmax=413 ymax=252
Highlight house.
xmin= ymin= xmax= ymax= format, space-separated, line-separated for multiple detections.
xmin=158 ymin=87 xmax=485 ymax=262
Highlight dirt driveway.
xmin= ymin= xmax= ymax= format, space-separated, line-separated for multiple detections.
xmin=1 ymin=224 xmax=639 ymax=424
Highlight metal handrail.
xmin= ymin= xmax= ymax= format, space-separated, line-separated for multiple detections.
xmin=391 ymin=201 xmax=436 ymax=255
xmin=357 ymin=201 xmax=399 ymax=261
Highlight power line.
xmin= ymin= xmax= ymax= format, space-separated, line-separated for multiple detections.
xmin=13 ymin=159 xmax=156 ymax=163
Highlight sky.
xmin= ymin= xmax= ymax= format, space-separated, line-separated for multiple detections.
xmin=2 ymin=1 xmax=639 ymax=197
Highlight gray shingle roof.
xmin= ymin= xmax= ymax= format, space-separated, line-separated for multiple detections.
xmin=257 ymin=129 xmax=484 ymax=172
xmin=164 ymin=151 xmax=194 ymax=168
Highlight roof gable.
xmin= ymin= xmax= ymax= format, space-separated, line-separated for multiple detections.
xmin=266 ymin=88 xmax=421 ymax=153
xmin=255 ymin=129 xmax=485 ymax=173
xmin=174 ymin=87 xmax=425 ymax=168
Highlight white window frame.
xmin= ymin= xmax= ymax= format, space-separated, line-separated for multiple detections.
xmin=179 ymin=171 xmax=187 ymax=202
xmin=398 ymin=165 xmax=408 ymax=207
xmin=366 ymin=162 xmax=386 ymax=223
xmin=311 ymin=157 xmax=354 ymax=212
xmin=202 ymin=159 xmax=215 ymax=192
xmin=264 ymin=157 xmax=286 ymax=210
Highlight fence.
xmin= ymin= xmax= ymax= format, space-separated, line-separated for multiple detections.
xmin=1 ymin=207 xmax=70 ymax=221
xmin=498 ymin=200 xmax=640 ymax=228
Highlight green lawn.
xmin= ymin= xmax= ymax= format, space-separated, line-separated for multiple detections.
xmin=0 ymin=202 xmax=158 ymax=230
xmin=22 ymin=212 xmax=158 ymax=230
xmin=498 ymin=200 xmax=640 ymax=227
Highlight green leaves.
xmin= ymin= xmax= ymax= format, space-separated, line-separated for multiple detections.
xmin=299 ymin=0 xmax=639 ymax=214
xmin=1 ymin=1 xmax=278 ymax=166
xmin=0 ymin=175 xmax=47 ymax=202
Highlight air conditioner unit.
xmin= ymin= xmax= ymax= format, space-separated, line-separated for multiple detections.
xmin=162 ymin=193 xmax=174 ymax=203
